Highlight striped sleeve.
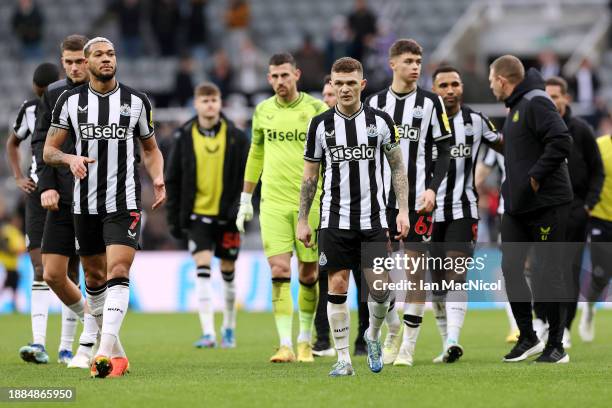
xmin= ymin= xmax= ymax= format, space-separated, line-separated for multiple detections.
xmin=304 ymin=116 xmax=323 ymax=161
xmin=12 ymin=101 xmax=30 ymax=139
xmin=378 ymin=110 xmax=398 ymax=146
xmin=431 ymin=95 xmax=452 ymax=141
xmin=51 ymin=90 xmax=71 ymax=130
xmin=479 ymin=112 xmax=501 ymax=145
xmin=137 ymin=93 xmax=155 ymax=139
xmin=482 ymin=147 xmax=499 ymax=167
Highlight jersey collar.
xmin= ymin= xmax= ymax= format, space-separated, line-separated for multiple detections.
xmin=335 ymin=103 xmax=363 ymax=120
xmin=88 ymin=81 xmax=119 ymax=98
xmin=389 ymin=86 xmax=417 ymax=100
xmin=274 ymin=92 xmax=304 ymax=109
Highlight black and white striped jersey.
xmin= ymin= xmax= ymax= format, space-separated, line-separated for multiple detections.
xmin=482 ymin=145 xmax=506 ymax=215
xmin=51 ymin=82 xmax=154 ymax=215
xmin=12 ymin=99 xmax=39 ymax=182
xmin=434 ymin=106 xmax=501 ymax=222
xmin=367 ymin=87 xmax=451 ymax=211
xmin=304 ymin=104 xmax=397 ymax=230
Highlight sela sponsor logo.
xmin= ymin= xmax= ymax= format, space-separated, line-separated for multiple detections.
xmin=79 ymin=123 xmax=128 ymax=140
xmin=397 ymin=124 xmax=420 ymax=141
xmin=329 ymin=144 xmax=376 ymax=162
xmin=265 ymin=128 xmax=306 ymax=142
xmin=450 ymin=143 xmax=472 ymax=158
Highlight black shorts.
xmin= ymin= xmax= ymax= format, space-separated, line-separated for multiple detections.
xmin=74 ymin=210 xmax=142 ymax=256
xmin=317 ymin=228 xmax=388 ymax=273
xmin=187 ymin=215 xmax=241 ymax=261
xmin=41 ymin=204 xmax=77 ymax=256
xmin=431 ymin=218 xmax=478 ymax=255
xmin=25 ymin=189 xmax=46 ymax=251
xmin=387 ymin=209 xmax=434 ymax=254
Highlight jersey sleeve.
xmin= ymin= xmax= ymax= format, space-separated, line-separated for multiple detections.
xmin=12 ymin=101 xmax=30 ymax=140
xmin=243 ymin=104 xmax=265 ymax=184
xmin=479 ymin=112 xmax=501 ymax=145
xmin=431 ymin=95 xmax=452 ymax=141
xmin=380 ymin=111 xmax=398 ymax=146
xmin=314 ymin=99 xmax=328 ymax=115
xmin=304 ymin=117 xmax=323 ymax=161
xmin=50 ymin=90 xmax=71 ymax=130
xmin=137 ymin=94 xmax=155 ymax=139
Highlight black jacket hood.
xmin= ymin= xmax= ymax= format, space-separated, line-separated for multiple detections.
xmin=505 ymin=68 xmax=546 ymax=108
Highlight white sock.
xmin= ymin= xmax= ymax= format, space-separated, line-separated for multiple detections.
xmin=98 ymin=278 xmax=130 ymax=357
xmin=385 ymin=298 xmax=402 ymax=340
xmin=59 ymin=303 xmax=78 ymax=351
xmin=402 ymin=303 xmax=425 ymax=350
xmin=112 ymin=337 xmax=127 ymax=358
xmin=31 ymin=281 xmax=50 ymax=346
xmin=222 ymin=270 xmax=236 ymax=330
xmin=196 ymin=266 xmax=215 ymax=336
xmin=78 ymin=313 xmax=99 ymax=349
xmin=67 ymin=296 xmax=85 ymax=321
xmin=432 ymin=292 xmax=448 ymax=349
xmin=328 ymin=293 xmax=350 ymax=364
xmin=367 ymin=299 xmax=390 ymax=340
xmin=86 ymin=283 xmax=108 ymax=330
xmin=446 ymin=290 xmax=468 ymax=344
xmin=506 ymin=302 xmax=518 ymax=331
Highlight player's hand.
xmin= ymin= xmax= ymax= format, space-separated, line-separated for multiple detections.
xmin=395 ymin=210 xmax=410 ymax=240
xmin=152 ymin=177 xmax=166 ymax=210
xmin=417 ymin=189 xmax=436 ymax=214
xmin=40 ymin=189 xmax=60 ymax=211
xmin=297 ymin=219 xmax=313 ymax=248
xmin=69 ymin=155 xmax=95 ymax=179
xmin=236 ymin=192 xmax=253 ymax=233
xmin=15 ymin=177 xmax=36 ymax=194
xmin=530 ymin=177 xmax=540 ymax=192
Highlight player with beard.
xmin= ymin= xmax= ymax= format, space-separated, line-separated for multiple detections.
xmin=44 ymin=37 xmax=166 ymax=378
xmin=429 ymin=66 xmax=502 ymax=363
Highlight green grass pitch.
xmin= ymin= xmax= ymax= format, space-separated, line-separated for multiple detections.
xmin=1 ymin=310 xmax=612 ymax=407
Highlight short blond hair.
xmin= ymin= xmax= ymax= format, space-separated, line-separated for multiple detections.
xmin=490 ymin=55 xmax=525 ymax=85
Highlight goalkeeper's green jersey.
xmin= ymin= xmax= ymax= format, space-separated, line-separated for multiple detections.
xmin=245 ymin=92 xmax=327 ymax=209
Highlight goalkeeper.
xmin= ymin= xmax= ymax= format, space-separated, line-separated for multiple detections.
xmin=236 ymin=52 xmax=327 ymax=363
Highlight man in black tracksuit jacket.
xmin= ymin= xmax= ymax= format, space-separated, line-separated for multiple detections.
xmin=489 ymin=56 xmax=573 ymax=363
xmin=531 ymin=77 xmax=604 ymax=340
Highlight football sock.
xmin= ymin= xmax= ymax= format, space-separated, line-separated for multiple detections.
xmin=98 ymin=278 xmax=130 ymax=357
xmin=297 ymin=279 xmax=318 ymax=343
xmin=221 ymin=270 xmax=236 ymax=330
xmin=367 ymin=297 xmax=390 ymax=340
xmin=328 ymin=293 xmax=350 ymax=364
xmin=86 ymin=282 xmax=107 ymax=330
xmin=78 ymin=312 xmax=98 ymax=349
xmin=31 ymin=281 xmax=50 ymax=346
xmin=67 ymin=296 xmax=85 ymax=321
xmin=59 ymin=303 xmax=78 ymax=351
xmin=446 ymin=290 xmax=468 ymax=344
xmin=402 ymin=303 xmax=425 ymax=350
xmin=196 ymin=266 xmax=215 ymax=337
xmin=385 ymin=297 xmax=402 ymax=340
xmin=272 ymin=278 xmax=293 ymax=348
xmin=432 ymin=291 xmax=448 ymax=348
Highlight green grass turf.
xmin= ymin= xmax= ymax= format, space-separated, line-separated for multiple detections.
xmin=1 ymin=310 xmax=611 ymax=408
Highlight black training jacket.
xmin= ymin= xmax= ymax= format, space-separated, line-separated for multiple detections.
xmin=165 ymin=115 xmax=249 ymax=238
xmin=31 ymin=77 xmax=82 ymax=205
xmin=563 ymin=107 xmax=604 ymax=210
xmin=501 ymin=68 xmax=573 ymax=214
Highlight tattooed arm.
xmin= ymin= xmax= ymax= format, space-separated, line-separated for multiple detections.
xmin=384 ymin=142 xmax=410 ymax=239
xmin=384 ymin=143 xmax=408 ymax=213
xmin=43 ymin=126 xmax=94 ymax=179
xmin=297 ymin=160 xmax=320 ymax=247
